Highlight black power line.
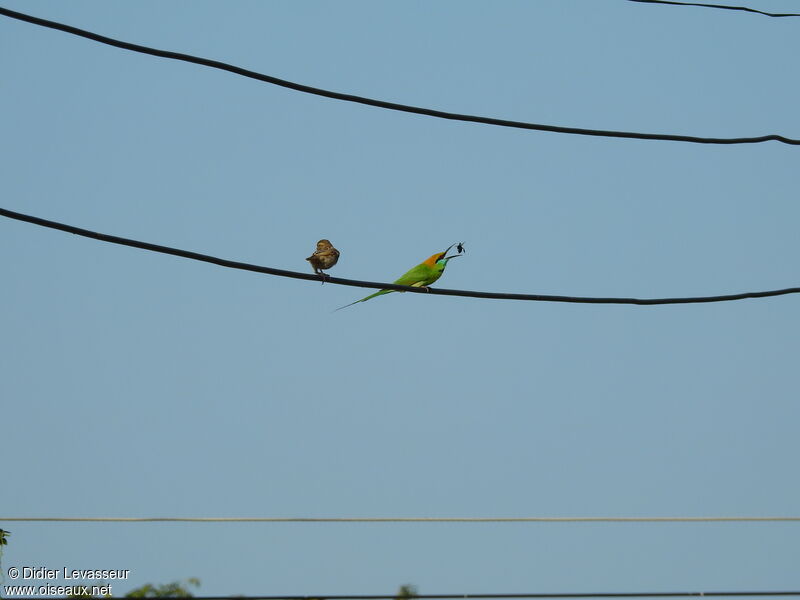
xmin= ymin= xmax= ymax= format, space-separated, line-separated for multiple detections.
xmin=0 ymin=5 xmax=798 ymax=146
xmin=2 ymin=206 xmax=798 ymax=307
xmin=628 ymin=0 xmax=800 ymax=18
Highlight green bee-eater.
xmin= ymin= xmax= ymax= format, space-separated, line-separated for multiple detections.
xmin=337 ymin=243 xmax=463 ymax=310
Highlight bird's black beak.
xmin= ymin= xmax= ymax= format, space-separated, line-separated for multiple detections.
xmin=442 ymin=242 xmax=462 ymax=261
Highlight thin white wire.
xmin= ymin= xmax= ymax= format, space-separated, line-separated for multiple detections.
xmin=2 ymin=517 xmax=799 ymax=523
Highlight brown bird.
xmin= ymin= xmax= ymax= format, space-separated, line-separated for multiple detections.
xmin=306 ymin=239 xmax=340 ymax=282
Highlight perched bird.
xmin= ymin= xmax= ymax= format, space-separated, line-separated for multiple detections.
xmin=337 ymin=243 xmax=462 ymax=310
xmin=306 ymin=239 xmax=340 ymax=281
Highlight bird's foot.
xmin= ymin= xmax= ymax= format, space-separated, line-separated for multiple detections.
xmin=319 ymin=272 xmax=330 ymax=285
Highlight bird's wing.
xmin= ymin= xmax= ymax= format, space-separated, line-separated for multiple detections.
xmin=393 ymin=263 xmax=434 ymax=287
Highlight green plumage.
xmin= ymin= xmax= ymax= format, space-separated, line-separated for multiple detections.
xmin=336 ymin=246 xmax=461 ymax=310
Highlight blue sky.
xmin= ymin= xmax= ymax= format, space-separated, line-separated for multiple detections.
xmin=2 ymin=0 xmax=799 ymax=597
